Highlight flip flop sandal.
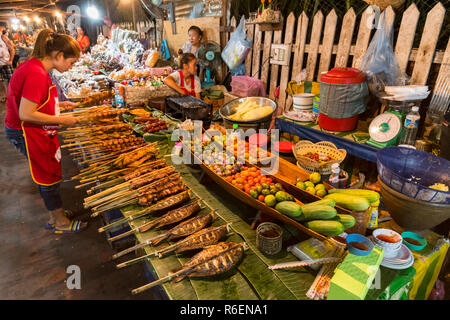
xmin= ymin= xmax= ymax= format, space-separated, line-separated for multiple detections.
xmin=45 ymin=222 xmax=55 ymax=230
xmin=53 ymin=221 xmax=88 ymax=234
xmin=64 ymin=210 xmax=76 ymax=219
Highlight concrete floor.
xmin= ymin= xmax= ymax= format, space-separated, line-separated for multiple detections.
xmin=0 ymin=105 xmax=161 ymax=300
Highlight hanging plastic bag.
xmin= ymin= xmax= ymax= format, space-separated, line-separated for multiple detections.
xmin=160 ymin=39 xmax=171 ymax=61
xmin=221 ymin=16 xmax=253 ymax=70
xmin=360 ymin=14 xmax=407 ymax=96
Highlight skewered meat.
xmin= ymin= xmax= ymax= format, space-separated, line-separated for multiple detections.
xmin=131 ymin=242 xmax=246 ymax=294
xmin=134 ymin=117 xmax=160 ymax=124
xmin=123 ymin=160 xmax=168 ymax=180
xmin=138 ymin=200 xmax=202 ymax=233
xmin=138 ymin=181 xmax=186 ymax=206
xmin=171 ymin=242 xmax=246 ymax=283
xmin=149 ymin=211 xmax=214 ymax=246
xmin=158 ymin=225 xmax=229 ymax=257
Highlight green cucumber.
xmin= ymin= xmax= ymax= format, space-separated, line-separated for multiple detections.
xmin=304 ymin=220 xmax=345 ymax=237
xmin=301 ymin=199 xmax=336 ymax=209
xmin=336 ymin=214 xmax=356 ymax=229
xmin=275 ymin=201 xmax=303 ymax=218
xmin=327 ymin=189 xmax=380 ymax=203
xmin=295 ymin=205 xmax=337 ymax=222
xmin=324 ymin=193 xmax=370 ymax=211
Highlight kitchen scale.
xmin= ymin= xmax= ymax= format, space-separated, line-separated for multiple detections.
xmin=367 ymin=109 xmax=404 ymax=148
xmin=367 ymin=95 xmax=425 ymax=149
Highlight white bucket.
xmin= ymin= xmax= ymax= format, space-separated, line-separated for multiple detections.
xmin=293 ymin=93 xmax=315 ymax=111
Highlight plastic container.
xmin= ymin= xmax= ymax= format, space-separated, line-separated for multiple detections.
xmin=319 ymin=67 xmax=368 ymax=132
xmin=377 ymin=147 xmax=450 ymax=204
xmin=401 ymin=231 xmax=427 ymax=251
xmin=346 ymin=234 xmax=374 ymax=256
xmin=230 ymin=76 xmax=266 ymax=98
xmin=249 ymin=133 xmax=269 ymax=147
xmin=318 ymin=113 xmax=359 ymax=132
xmin=293 ymin=93 xmax=315 ymax=111
xmin=345 ymin=210 xmax=370 ymax=235
xmin=313 ymin=95 xmax=320 ymax=118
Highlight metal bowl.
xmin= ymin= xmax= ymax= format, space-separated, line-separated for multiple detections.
xmin=219 ymin=97 xmax=278 ymax=131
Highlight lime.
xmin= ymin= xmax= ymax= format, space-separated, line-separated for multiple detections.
xmin=309 ymin=172 xmax=321 ymax=184
xmin=316 ymin=189 xmax=327 ymax=197
xmin=304 ymin=181 xmax=315 ymax=189
xmin=315 ymin=184 xmax=326 ymax=191
xmin=275 ymin=191 xmax=288 ymax=202
xmin=296 ymin=181 xmax=306 ymax=190
xmin=306 ymin=187 xmax=316 ymax=195
xmin=264 ymin=195 xmax=277 ymax=207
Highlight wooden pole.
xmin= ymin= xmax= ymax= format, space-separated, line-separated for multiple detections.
xmin=132 ymin=0 xmax=137 ymax=31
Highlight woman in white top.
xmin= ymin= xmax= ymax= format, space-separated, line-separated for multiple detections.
xmin=0 ymin=27 xmax=13 ymax=102
xmin=164 ymin=53 xmax=201 ymax=99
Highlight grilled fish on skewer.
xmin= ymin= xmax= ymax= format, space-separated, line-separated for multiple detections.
xmin=111 ymin=209 xmax=214 ymax=259
xmin=99 ymin=190 xmax=192 ymax=234
xmin=108 ymin=200 xmax=203 ymax=243
xmin=116 ymin=225 xmax=229 ymax=269
xmin=158 ymin=224 xmax=229 ymax=256
xmin=148 ymin=211 xmax=215 ymax=246
xmin=131 ymin=242 xmax=247 ymax=295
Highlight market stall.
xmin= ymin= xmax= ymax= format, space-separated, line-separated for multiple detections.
xmin=41 ymin=0 xmax=450 ymax=302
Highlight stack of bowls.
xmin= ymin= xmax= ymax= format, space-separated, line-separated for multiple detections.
xmin=293 ymin=93 xmax=315 ymax=112
xmin=372 ymin=228 xmax=402 ymax=258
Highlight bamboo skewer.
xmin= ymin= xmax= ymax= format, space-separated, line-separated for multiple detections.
xmin=97 ymin=190 xmax=191 ymax=232
xmin=131 ymin=244 xmax=249 ymax=295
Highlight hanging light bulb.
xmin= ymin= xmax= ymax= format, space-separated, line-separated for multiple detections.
xmin=34 ymin=16 xmax=41 ymax=24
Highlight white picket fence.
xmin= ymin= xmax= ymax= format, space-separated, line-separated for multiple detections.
xmin=225 ymin=3 xmax=449 ymax=111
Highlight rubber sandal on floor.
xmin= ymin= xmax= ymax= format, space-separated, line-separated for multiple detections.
xmin=53 ymin=221 xmax=88 ymax=234
xmin=64 ymin=210 xmax=76 ymax=219
xmin=45 ymin=222 xmax=55 ymax=230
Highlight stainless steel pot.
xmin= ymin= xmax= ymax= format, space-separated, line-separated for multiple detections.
xmin=219 ymin=97 xmax=278 ymax=131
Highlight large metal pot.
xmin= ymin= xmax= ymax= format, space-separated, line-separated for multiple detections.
xmin=219 ymin=97 xmax=278 ymax=132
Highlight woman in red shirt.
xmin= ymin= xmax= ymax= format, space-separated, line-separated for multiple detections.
xmin=4 ymin=29 xmax=87 ymax=234
xmin=76 ymin=27 xmax=90 ymax=53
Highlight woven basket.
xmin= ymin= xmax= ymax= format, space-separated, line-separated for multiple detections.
xmin=293 ymin=141 xmax=347 ymax=175
xmin=363 ymin=0 xmax=405 ymax=11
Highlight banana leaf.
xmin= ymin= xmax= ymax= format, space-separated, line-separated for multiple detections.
xmin=119 ymin=157 xmax=317 ymax=300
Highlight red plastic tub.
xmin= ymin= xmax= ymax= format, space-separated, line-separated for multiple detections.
xmin=318 ymin=113 xmax=359 ymax=132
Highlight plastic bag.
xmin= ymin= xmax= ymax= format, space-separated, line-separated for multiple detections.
xmin=221 ymin=16 xmax=253 ymax=70
xmin=360 ymin=14 xmax=407 ymax=96
xmin=159 ymin=39 xmax=170 ymax=61
xmin=145 ymin=49 xmax=160 ymax=68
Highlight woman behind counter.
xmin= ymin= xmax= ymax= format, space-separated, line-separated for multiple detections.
xmin=181 ymin=26 xmax=203 ymax=58
xmin=164 ymin=53 xmax=201 ymax=99
xmin=4 ymin=29 xmax=87 ymax=234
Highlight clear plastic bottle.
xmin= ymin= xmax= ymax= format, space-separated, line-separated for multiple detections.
xmin=399 ymin=106 xmax=421 ymax=146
